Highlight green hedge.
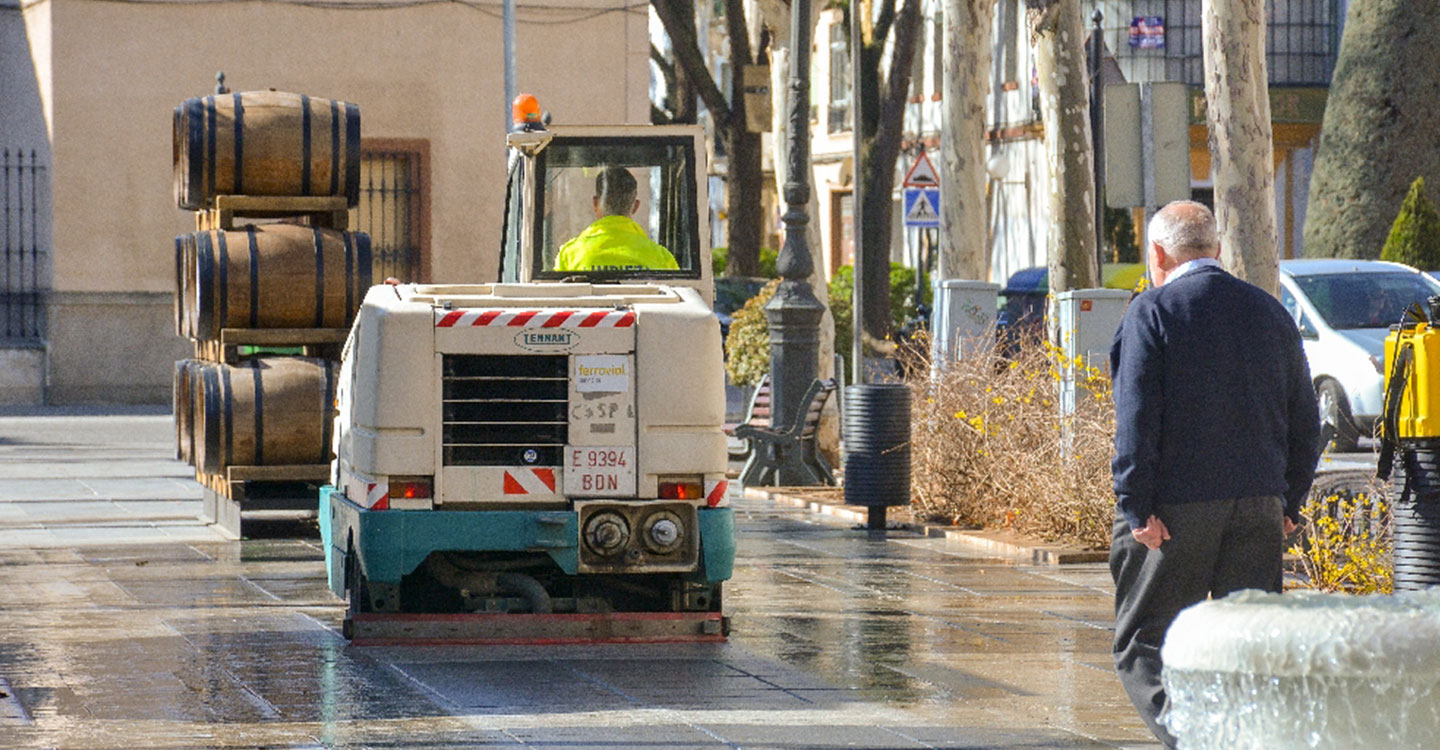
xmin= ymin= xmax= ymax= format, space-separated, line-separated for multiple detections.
xmin=712 ymin=246 xmax=779 ymax=278
xmin=1381 ymin=177 xmax=1440 ymax=270
xmin=723 ymin=263 xmax=930 ymax=385
xmin=723 ymin=279 xmax=781 ymax=386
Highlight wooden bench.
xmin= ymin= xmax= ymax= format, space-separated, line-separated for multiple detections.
xmin=735 ymin=378 xmax=837 ymax=487
xmin=724 ymin=374 xmax=771 ymax=459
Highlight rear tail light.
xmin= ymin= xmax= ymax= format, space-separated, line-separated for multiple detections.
xmin=658 ymin=479 xmax=704 ymax=500
xmin=388 ymin=476 xmax=433 ymax=501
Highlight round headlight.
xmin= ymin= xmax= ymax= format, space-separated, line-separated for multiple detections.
xmin=584 ymin=512 xmax=630 ymax=557
xmin=642 ymin=510 xmax=685 ymax=554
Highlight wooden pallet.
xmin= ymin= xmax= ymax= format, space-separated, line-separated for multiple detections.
xmin=192 ymin=327 xmax=349 ymax=364
xmin=195 ymin=195 xmax=350 ymax=232
xmin=198 ymin=463 xmax=329 ymax=538
xmin=196 ymin=463 xmax=329 ymax=498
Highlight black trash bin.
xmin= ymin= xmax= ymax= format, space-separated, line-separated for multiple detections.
xmin=843 ymin=384 xmax=911 ymax=529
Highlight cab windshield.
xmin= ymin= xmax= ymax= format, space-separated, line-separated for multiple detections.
xmin=530 ymin=137 xmax=701 ymax=281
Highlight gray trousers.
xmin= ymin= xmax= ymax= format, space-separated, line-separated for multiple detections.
xmin=1109 ymin=496 xmax=1285 ymax=748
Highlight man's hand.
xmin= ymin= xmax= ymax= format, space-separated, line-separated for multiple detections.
xmin=1131 ymin=515 xmax=1171 ymax=550
xmin=1283 ymin=516 xmax=1298 ymax=536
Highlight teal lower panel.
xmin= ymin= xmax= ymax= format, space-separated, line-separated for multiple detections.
xmin=698 ymin=507 xmax=736 ymax=582
xmin=331 ymin=493 xmax=579 ymax=586
xmin=319 ymin=485 xmax=343 ymax=598
xmin=324 ymin=493 xmax=737 ymax=588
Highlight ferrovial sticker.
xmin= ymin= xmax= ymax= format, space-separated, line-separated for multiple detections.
xmin=576 ymin=355 xmax=629 ymax=392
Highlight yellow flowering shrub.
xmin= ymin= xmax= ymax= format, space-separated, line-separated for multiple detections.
xmin=904 ymin=332 xmax=1116 ymax=549
xmin=1289 ymin=490 xmax=1392 ymax=594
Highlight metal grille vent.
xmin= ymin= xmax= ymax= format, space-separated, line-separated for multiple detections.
xmin=442 ymin=355 xmax=568 ymax=466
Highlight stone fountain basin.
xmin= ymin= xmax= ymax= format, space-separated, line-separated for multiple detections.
xmin=1161 ymin=588 xmax=1440 ymax=749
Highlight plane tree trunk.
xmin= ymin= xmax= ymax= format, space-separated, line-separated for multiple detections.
xmin=938 ymin=0 xmax=995 ymax=282
xmin=1204 ymin=0 xmax=1278 ymax=294
xmin=1027 ymin=0 xmax=1099 ymax=295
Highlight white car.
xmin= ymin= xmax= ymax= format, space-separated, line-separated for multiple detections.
xmin=1278 ymin=259 xmax=1440 ymax=452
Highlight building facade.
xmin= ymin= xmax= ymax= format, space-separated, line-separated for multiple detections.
xmin=1 ymin=0 xmax=649 ymax=404
xmin=804 ymin=0 xmax=1344 ymax=287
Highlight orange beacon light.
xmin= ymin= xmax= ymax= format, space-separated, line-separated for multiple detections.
xmin=513 ymin=94 xmax=543 ymax=129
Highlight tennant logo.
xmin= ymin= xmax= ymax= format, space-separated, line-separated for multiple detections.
xmin=515 ymin=330 xmax=579 ymax=352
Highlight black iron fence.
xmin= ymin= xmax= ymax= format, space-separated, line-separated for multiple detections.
xmin=350 ymin=149 xmax=424 ymax=283
xmin=2 ymin=149 xmax=47 ymax=344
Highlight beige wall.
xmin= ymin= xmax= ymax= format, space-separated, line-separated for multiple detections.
xmin=11 ymin=0 xmax=649 ymax=403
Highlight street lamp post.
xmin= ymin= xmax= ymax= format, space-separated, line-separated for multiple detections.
xmin=762 ymin=0 xmax=825 ymax=483
xmin=504 ymin=0 xmax=517 ymax=132
xmin=1091 ymin=8 xmax=1106 ymax=270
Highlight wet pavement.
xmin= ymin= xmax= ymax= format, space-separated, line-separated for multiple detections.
xmin=0 ymin=410 xmax=1160 ymax=749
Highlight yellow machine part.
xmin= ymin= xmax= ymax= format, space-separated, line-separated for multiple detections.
xmin=1385 ymin=322 xmax=1440 ymax=439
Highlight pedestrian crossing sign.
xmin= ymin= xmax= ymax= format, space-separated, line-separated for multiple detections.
xmin=903 ymin=187 xmax=940 ymax=228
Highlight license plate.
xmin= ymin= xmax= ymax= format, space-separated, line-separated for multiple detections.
xmin=564 ymin=446 xmax=636 ymax=496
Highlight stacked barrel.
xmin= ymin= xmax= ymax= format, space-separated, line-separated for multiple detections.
xmin=170 ymin=89 xmax=371 ymax=530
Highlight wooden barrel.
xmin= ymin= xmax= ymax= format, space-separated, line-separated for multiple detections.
xmin=183 ymin=234 xmax=197 ymax=337
xmin=187 ymin=223 xmax=373 ymax=340
xmin=173 ymin=90 xmax=361 ymax=210
xmin=173 ymin=359 xmax=203 ymax=464
xmin=174 ymin=236 xmax=186 ymax=337
xmin=174 ymin=235 xmax=198 ymax=338
xmin=195 ymin=356 xmax=338 ymax=474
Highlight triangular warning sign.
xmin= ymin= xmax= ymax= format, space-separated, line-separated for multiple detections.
xmin=903 ymin=150 xmax=940 ymax=187
xmin=906 ymin=190 xmax=939 ymax=222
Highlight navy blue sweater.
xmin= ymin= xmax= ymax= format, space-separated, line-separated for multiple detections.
xmin=1110 ymin=265 xmax=1320 ymax=530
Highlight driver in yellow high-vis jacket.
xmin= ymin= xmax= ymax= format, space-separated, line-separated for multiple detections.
xmin=554 ymin=167 xmax=679 ymax=272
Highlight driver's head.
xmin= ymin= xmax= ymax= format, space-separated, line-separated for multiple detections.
xmin=594 ymin=167 xmax=639 ymax=217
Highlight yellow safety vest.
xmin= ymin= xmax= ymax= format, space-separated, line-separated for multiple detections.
xmin=555 ymin=216 xmax=679 ymax=272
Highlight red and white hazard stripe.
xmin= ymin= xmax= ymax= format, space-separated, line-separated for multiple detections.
xmin=704 ymin=478 xmax=730 ymax=508
xmin=435 ymin=309 xmax=635 ymax=329
xmin=365 ymin=482 xmax=390 ymax=511
xmin=503 ymin=468 xmax=558 ymax=495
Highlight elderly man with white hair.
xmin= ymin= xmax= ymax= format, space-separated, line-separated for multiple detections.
xmin=1108 ymin=200 xmax=1321 ymax=748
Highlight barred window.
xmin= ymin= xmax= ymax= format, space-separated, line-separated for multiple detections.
xmin=349 ymin=140 xmax=430 ymax=283
xmin=2 ymin=148 xmax=48 ymax=344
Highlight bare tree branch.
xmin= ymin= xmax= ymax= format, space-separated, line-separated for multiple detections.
xmin=854 ymin=0 xmax=923 ymax=341
xmin=873 ymin=0 xmax=897 ymax=50
xmin=877 ymin=0 xmax=920 ymax=114
xmin=651 ymin=43 xmax=678 ymax=99
xmin=724 ymin=0 xmax=753 ymax=71
xmin=650 ymin=43 xmax=678 ymax=122
xmin=651 ymin=0 xmax=734 ymax=133
xmin=1024 ymin=0 xmax=1062 ymax=41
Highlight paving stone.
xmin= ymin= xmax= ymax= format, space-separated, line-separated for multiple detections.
xmin=0 ymin=411 xmax=1164 ymax=749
